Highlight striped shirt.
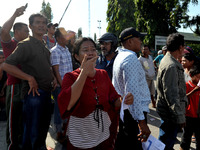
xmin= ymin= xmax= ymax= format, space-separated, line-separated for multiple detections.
xmin=67 ymin=110 xmax=111 ymax=149
xmin=50 ymin=43 xmax=73 ymax=80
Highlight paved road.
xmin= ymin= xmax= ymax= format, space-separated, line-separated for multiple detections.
xmin=0 ymin=105 xmax=196 ymax=150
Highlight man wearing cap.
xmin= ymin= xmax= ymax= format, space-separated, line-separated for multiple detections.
xmin=153 ymin=45 xmax=167 ymax=69
xmin=156 ymin=33 xmax=187 ymax=150
xmin=112 ymin=27 xmax=151 ymax=150
xmin=43 ymin=23 xmax=58 ymax=49
xmin=50 ymin=27 xmax=73 ymax=143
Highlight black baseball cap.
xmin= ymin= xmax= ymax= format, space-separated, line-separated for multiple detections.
xmin=119 ymin=27 xmax=146 ymax=42
xmin=47 ymin=23 xmax=58 ymax=28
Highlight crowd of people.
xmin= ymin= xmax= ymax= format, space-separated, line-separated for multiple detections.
xmin=0 ymin=5 xmax=200 ymax=150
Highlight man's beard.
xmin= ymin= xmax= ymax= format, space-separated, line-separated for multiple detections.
xmin=102 ymin=48 xmax=112 ymax=57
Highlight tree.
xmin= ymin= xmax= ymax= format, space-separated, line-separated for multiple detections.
xmin=94 ymin=33 xmax=97 ymax=42
xmin=78 ymin=28 xmax=82 ymax=38
xmin=134 ymin=0 xmax=192 ymax=46
xmin=106 ymin=0 xmax=136 ymax=36
xmin=182 ymin=0 xmax=200 ymax=36
xmin=40 ymin=0 xmax=53 ymax=23
xmin=106 ymin=0 xmax=199 ymax=47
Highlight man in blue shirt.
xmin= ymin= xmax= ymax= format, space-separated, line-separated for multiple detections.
xmin=96 ymin=33 xmax=118 ymax=80
xmin=153 ymin=45 xmax=167 ymax=69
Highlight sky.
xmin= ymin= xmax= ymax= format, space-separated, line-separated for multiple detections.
xmin=0 ymin=0 xmax=108 ymax=39
xmin=0 ymin=0 xmax=199 ymax=39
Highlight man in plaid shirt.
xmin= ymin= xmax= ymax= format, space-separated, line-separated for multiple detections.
xmin=50 ymin=27 xmax=73 ymax=144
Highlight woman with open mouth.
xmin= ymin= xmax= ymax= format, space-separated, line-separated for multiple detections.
xmin=57 ymin=37 xmax=133 ymax=150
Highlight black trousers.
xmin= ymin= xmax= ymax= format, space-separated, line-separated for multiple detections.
xmin=180 ymin=116 xmax=200 ymax=150
xmin=114 ymin=110 xmax=143 ymax=150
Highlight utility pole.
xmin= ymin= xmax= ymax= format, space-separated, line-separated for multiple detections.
xmin=88 ymin=0 xmax=91 ymax=37
xmin=58 ymin=0 xmax=72 ymax=26
xmin=97 ymin=20 xmax=101 ymax=38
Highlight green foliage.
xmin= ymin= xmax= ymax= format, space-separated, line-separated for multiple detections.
xmin=106 ymin=0 xmax=136 ymax=37
xmin=94 ymin=33 xmax=97 ymax=42
xmin=134 ymin=0 xmax=191 ymax=46
xmin=78 ymin=28 xmax=82 ymax=38
xmin=106 ymin=0 xmax=199 ymax=47
xmin=186 ymin=43 xmax=200 ymax=57
xmin=183 ymin=15 xmax=200 ymax=36
xmin=40 ymin=1 xmax=53 ymax=23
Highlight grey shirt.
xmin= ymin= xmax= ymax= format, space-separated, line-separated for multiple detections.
xmin=138 ymin=55 xmax=155 ymax=80
xmin=156 ymin=52 xmax=187 ymax=124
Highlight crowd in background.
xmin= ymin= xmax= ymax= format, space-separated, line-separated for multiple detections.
xmin=0 ymin=5 xmax=200 ymax=150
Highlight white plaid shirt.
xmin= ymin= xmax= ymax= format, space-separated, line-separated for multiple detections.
xmin=50 ymin=43 xmax=73 ymax=80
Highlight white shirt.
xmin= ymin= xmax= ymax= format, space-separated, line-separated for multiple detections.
xmin=112 ymin=47 xmax=151 ymax=120
xmin=138 ymin=55 xmax=155 ymax=80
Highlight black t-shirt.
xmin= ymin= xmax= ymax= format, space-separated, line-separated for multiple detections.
xmin=5 ymin=36 xmax=54 ymax=98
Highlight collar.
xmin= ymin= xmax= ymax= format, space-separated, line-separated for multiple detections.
xmin=29 ymin=36 xmax=45 ymax=44
xmin=12 ymin=37 xmax=19 ymax=43
xmin=165 ymin=52 xmax=183 ymax=70
xmin=56 ymin=43 xmax=68 ymax=51
xmin=188 ymin=80 xmax=196 ymax=88
xmin=117 ymin=47 xmax=137 ymax=56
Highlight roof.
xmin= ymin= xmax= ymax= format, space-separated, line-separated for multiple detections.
xmin=179 ymin=32 xmax=200 ymax=42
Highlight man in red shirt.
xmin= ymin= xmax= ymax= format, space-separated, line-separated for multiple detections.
xmin=0 ymin=6 xmax=29 ymax=150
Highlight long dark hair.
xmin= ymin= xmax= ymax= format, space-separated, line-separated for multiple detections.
xmin=182 ymin=53 xmax=199 ymax=66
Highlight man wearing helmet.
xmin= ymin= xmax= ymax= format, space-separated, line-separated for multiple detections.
xmin=96 ymin=33 xmax=118 ymax=79
xmin=96 ymin=33 xmax=119 ymax=148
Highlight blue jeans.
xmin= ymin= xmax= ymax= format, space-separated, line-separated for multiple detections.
xmin=52 ymin=87 xmax=62 ymax=132
xmin=159 ymin=119 xmax=179 ymax=150
xmin=22 ymin=89 xmax=52 ymax=150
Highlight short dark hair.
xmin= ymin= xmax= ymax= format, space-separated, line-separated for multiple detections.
xmin=29 ymin=13 xmax=48 ymax=26
xmin=166 ymin=33 xmax=184 ymax=52
xmin=54 ymin=28 xmax=62 ymax=40
xmin=13 ymin=22 xmax=27 ymax=33
xmin=143 ymin=44 xmax=150 ymax=50
xmin=189 ymin=65 xmax=200 ymax=77
xmin=73 ymin=37 xmax=96 ymax=63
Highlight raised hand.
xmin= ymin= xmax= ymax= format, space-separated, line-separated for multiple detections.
xmin=14 ymin=5 xmax=27 ymax=17
xmin=80 ymin=54 xmax=98 ymax=77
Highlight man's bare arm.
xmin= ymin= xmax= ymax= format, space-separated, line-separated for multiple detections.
xmin=2 ymin=63 xmax=39 ymax=96
xmin=0 ymin=6 xmax=26 ymax=42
